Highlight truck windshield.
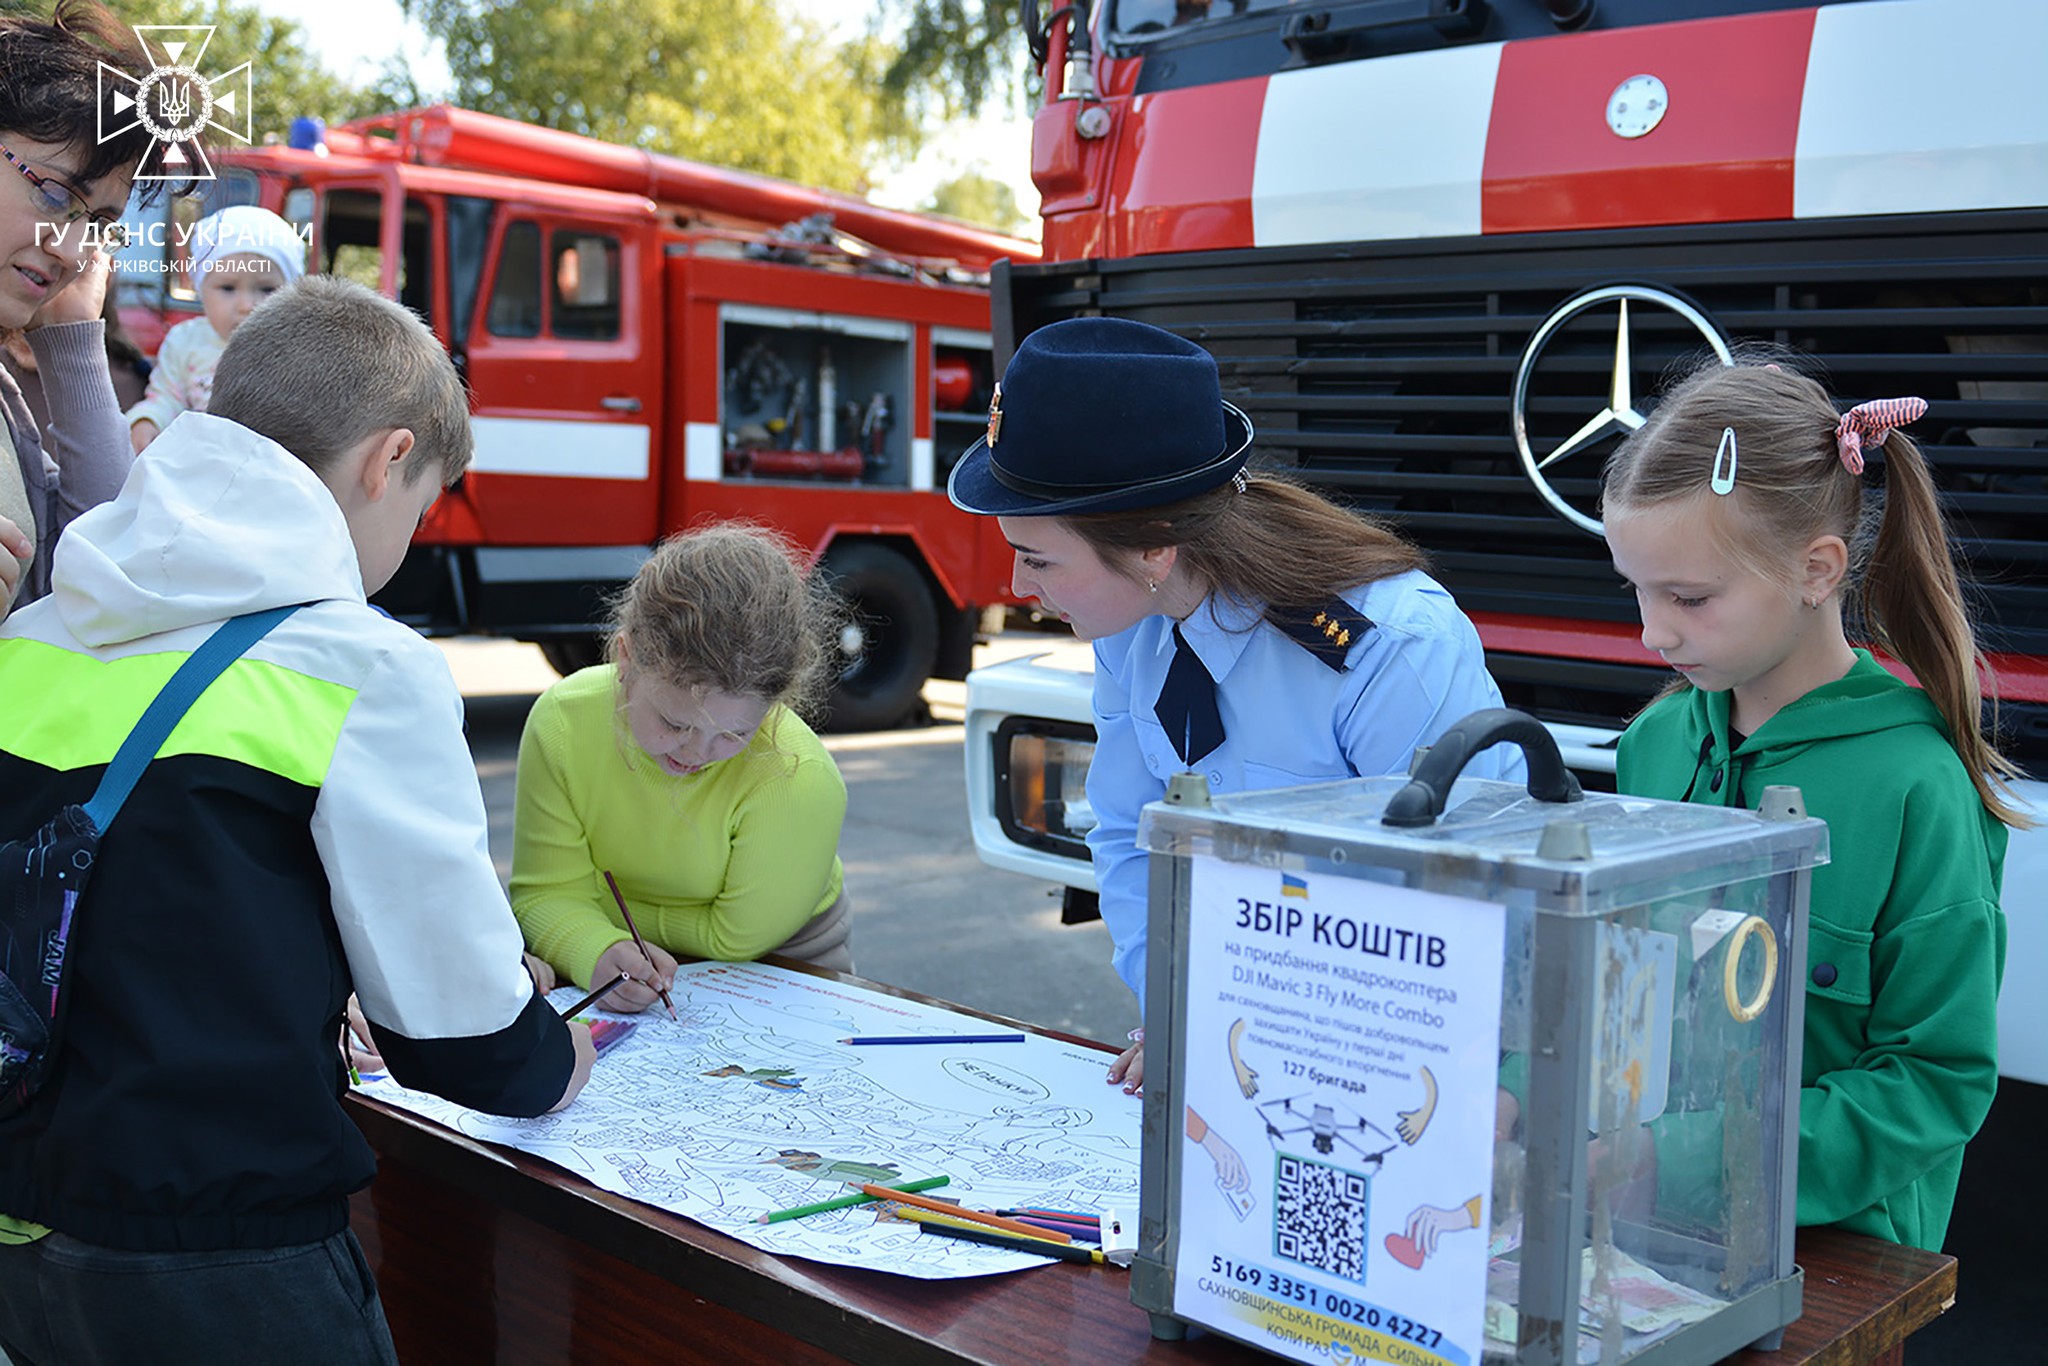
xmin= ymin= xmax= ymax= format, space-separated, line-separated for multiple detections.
xmin=1106 ymin=1 xmax=1826 ymax=54
xmin=1110 ymin=0 xmax=1295 ymax=41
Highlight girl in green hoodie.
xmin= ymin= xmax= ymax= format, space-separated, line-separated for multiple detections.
xmin=1602 ymin=360 xmax=2028 ymax=1252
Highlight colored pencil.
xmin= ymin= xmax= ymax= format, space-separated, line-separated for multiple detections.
xmin=856 ymin=1184 xmax=1071 ymax=1243
xmin=888 ymin=1205 xmax=1002 ymax=1235
xmin=756 ymin=1175 xmax=951 ymax=1225
xmin=839 ymin=1033 xmax=1026 ymax=1046
xmin=1009 ymin=1214 xmax=1100 ymax=1242
xmin=998 ymin=1207 xmax=1101 ymax=1225
xmin=558 ymin=970 xmax=633 ymax=1019
xmin=602 ymin=869 xmax=677 ymax=1022
xmin=906 ymin=1213 xmax=1107 ymax=1265
xmin=587 ymin=1018 xmax=640 ymax=1056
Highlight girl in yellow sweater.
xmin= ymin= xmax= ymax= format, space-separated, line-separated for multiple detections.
xmin=513 ymin=526 xmax=852 ymax=1009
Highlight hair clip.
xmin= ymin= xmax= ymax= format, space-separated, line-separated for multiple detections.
xmin=1710 ymin=426 xmax=1738 ymax=495
xmin=1231 ymin=470 xmax=1248 ymax=494
xmin=1834 ymin=396 xmax=1925 ymax=476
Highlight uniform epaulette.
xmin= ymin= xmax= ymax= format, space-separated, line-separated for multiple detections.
xmin=1272 ymin=600 xmax=1374 ymax=671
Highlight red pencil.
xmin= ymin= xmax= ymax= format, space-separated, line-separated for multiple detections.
xmin=602 ymin=870 xmax=678 ymax=1021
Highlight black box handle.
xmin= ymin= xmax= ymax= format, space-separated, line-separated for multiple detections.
xmin=1381 ymin=707 xmax=1582 ymax=828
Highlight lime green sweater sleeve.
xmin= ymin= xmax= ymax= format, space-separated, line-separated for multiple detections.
xmin=510 ymin=668 xmax=848 ymax=985
xmin=509 ymin=677 xmax=633 ymax=988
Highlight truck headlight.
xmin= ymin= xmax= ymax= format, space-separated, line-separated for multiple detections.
xmin=992 ymin=716 xmax=1096 ymax=860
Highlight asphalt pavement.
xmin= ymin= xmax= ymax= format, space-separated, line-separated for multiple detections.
xmin=442 ymin=635 xmax=1136 ymax=1048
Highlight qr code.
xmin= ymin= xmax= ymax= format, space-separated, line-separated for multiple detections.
xmin=1273 ymin=1153 xmax=1370 ymax=1282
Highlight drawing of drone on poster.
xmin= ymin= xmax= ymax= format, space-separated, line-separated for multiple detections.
xmin=1171 ymin=857 xmax=1504 ymax=1366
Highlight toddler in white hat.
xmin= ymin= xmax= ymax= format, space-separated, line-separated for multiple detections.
xmin=126 ymin=205 xmax=306 ymax=452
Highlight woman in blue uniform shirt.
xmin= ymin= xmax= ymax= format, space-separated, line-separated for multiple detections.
xmin=949 ymin=318 xmax=1521 ymax=1090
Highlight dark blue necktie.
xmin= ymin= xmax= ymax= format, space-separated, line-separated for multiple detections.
xmin=1156 ymin=623 xmax=1224 ymax=767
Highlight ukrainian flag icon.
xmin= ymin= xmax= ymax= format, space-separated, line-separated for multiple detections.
xmin=1280 ymin=873 xmax=1309 ymax=900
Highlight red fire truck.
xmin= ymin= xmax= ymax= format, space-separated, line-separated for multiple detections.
xmin=964 ymin=0 xmax=2047 ymax=1085
xmin=117 ymin=105 xmax=1038 ymax=730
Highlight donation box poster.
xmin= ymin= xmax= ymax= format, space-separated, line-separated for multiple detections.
xmin=1171 ymin=857 xmax=1505 ymax=1366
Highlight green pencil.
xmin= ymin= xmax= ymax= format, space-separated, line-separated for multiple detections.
xmin=756 ymin=1175 xmax=950 ymax=1224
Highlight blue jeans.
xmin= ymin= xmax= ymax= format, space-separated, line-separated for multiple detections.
xmin=0 ymin=1227 xmax=398 ymax=1366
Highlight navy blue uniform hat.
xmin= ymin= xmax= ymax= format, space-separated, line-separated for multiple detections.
xmin=947 ymin=317 xmax=1255 ymax=517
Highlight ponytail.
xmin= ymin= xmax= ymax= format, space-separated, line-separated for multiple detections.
xmin=1606 ymin=357 xmax=2030 ymax=830
xmin=1858 ymin=432 xmax=2031 ymax=828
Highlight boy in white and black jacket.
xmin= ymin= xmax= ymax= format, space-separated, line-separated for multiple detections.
xmin=0 ymin=275 xmax=595 ymax=1366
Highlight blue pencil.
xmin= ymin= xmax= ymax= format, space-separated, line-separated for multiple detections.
xmin=839 ymin=1033 xmax=1027 ymax=1046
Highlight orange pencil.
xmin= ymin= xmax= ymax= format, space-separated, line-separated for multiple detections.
xmin=856 ymin=1184 xmax=1072 ymax=1243
xmin=602 ymin=869 xmax=678 ymax=1022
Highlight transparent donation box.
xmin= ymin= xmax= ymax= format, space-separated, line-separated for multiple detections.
xmin=1131 ymin=712 xmax=1828 ymax=1366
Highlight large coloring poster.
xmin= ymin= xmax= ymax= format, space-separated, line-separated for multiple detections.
xmin=358 ymin=961 xmax=1143 ymax=1279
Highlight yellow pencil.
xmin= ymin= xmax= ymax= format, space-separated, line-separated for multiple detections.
xmin=856 ymin=1183 xmax=1071 ymax=1242
xmin=892 ymin=1205 xmax=1010 ymax=1236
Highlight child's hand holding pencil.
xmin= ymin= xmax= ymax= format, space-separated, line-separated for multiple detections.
xmin=601 ymin=870 xmax=679 ymax=1021
xmin=548 ymin=1021 xmax=597 ymax=1113
xmin=341 ymin=994 xmax=384 ymax=1079
xmin=589 ymin=937 xmax=679 ymax=1016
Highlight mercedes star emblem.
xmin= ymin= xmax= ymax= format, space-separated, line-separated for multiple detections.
xmin=1511 ymin=284 xmax=1732 ymax=537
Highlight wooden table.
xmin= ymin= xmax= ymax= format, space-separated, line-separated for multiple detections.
xmin=346 ymin=974 xmax=1956 ymax=1366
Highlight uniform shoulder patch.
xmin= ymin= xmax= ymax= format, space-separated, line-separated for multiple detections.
xmin=1270 ymin=600 xmax=1374 ymax=671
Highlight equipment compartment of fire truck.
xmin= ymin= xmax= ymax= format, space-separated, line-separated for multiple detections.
xmin=119 ymin=105 xmax=1031 ymax=731
xmin=721 ymin=310 xmax=909 ymax=483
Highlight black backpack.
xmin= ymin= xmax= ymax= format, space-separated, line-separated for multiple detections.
xmin=0 ymin=605 xmax=301 ymax=1118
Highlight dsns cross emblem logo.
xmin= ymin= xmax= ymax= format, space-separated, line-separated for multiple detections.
xmin=1511 ymin=285 xmax=1731 ymax=537
xmin=96 ymin=25 xmax=254 ymax=181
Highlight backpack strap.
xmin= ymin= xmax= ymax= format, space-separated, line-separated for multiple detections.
xmin=81 ymin=603 xmax=306 ymax=833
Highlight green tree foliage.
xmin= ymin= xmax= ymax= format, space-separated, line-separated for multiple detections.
xmin=403 ymin=0 xmax=921 ymax=194
xmin=884 ymin=0 xmax=1029 ymax=118
xmin=925 ymin=168 xmax=1027 ymax=236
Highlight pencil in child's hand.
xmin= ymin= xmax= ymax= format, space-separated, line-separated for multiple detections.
xmin=558 ymin=970 xmax=633 ymax=1019
xmin=602 ymin=869 xmax=678 ymax=1022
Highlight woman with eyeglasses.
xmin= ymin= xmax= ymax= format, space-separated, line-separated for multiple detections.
xmin=1 ymin=1 xmax=163 ymax=621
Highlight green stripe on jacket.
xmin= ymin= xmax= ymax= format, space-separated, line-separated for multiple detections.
xmin=0 ymin=636 xmax=352 ymax=785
